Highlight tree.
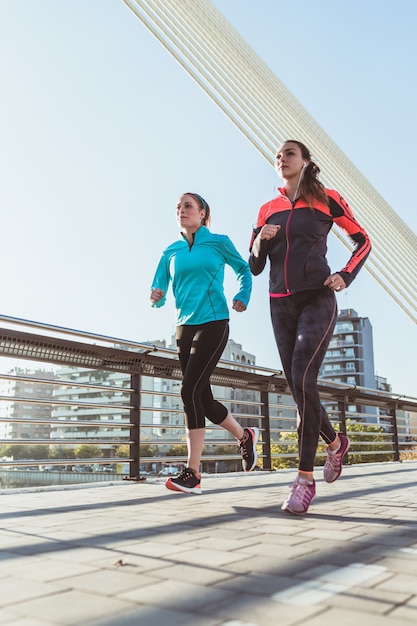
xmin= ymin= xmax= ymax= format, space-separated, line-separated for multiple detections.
xmin=49 ymin=446 xmax=76 ymax=459
xmin=114 ymin=443 xmax=157 ymax=458
xmin=0 ymin=444 xmax=47 ymax=460
xmin=166 ymin=444 xmax=188 ymax=456
xmin=269 ymin=431 xmax=299 ymax=470
xmin=74 ymin=444 xmax=103 ymax=459
xmin=345 ymin=419 xmax=393 ymax=463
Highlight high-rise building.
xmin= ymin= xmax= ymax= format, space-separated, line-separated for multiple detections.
xmin=320 ymin=308 xmax=377 ymax=420
xmin=0 ymin=368 xmax=56 ymax=441
xmin=320 ymin=309 xmax=375 ymax=390
xmin=49 ymin=338 xmax=259 ymax=453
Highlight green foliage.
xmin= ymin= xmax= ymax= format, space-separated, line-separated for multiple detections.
xmin=74 ymin=444 xmax=103 ymax=459
xmin=49 ymin=447 xmax=76 ymax=459
xmin=167 ymin=444 xmax=188 ymax=456
xmin=345 ymin=419 xmax=393 ymax=463
xmin=0 ymin=444 xmax=46 ymax=460
xmin=215 ymin=444 xmax=237 ymax=455
xmin=115 ymin=443 xmax=157 ymax=458
xmin=270 ymin=431 xmax=299 ymax=469
xmin=114 ymin=444 xmax=129 ymax=458
xmin=140 ymin=443 xmax=157 ymax=457
xmin=269 ymin=420 xmax=394 ymax=469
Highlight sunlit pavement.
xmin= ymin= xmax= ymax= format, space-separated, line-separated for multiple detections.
xmin=1 ymin=461 xmax=417 ymax=625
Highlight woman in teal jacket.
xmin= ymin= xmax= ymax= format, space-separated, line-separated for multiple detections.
xmin=150 ymin=192 xmax=258 ymax=494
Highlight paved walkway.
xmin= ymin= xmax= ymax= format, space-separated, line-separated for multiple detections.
xmin=1 ymin=461 xmax=417 ymax=626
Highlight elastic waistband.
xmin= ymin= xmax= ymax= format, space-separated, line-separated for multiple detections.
xmin=269 ymin=292 xmax=292 ymax=298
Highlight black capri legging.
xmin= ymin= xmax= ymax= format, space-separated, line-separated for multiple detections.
xmin=176 ymin=319 xmax=229 ymax=430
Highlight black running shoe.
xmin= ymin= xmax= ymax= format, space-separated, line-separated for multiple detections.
xmin=239 ymin=427 xmax=259 ymax=471
xmin=165 ymin=467 xmax=202 ymax=494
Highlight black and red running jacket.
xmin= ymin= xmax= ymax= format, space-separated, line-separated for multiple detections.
xmin=249 ymin=187 xmax=371 ymax=296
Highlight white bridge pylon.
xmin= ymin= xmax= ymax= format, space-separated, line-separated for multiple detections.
xmin=123 ymin=0 xmax=417 ymax=324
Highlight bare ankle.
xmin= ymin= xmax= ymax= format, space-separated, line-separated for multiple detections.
xmin=298 ymin=471 xmax=314 ymax=483
xmin=328 ymin=435 xmax=340 ymax=452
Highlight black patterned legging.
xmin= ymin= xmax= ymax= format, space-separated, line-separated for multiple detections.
xmin=176 ymin=319 xmax=229 ymax=430
xmin=270 ymin=288 xmax=338 ymax=472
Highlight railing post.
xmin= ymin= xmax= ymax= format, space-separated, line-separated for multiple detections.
xmin=129 ymin=373 xmax=141 ymax=478
xmin=338 ymin=398 xmax=348 ymax=463
xmin=389 ymin=406 xmax=401 ymax=462
xmin=338 ymin=398 xmax=347 ymax=435
xmin=260 ymin=390 xmax=271 ymax=471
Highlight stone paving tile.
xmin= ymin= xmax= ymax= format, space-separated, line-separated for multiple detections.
xmin=227 ymin=553 xmax=319 ymax=577
xmin=375 ymin=573 xmax=417 ymax=594
xmin=388 ymin=605 xmax=417 ymax=623
xmin=357 ymin=570 xmax=397 ymax=588
xmin=197 ymin=592 xmax=325 ymax=626
xmin=117 ymin=578 xmax=237 ymax=611
xmin=293 ymin=527 xmax=365 ymax=541
xmin=114 ymin=539 xmax=191 ymax=558
xmin=51 ymin=568 xmax=154 ymax=595
xmin=213 ymin=571 xmax=299 ymax=596
xmin=0 ymin=611 xmax=29 ymax=624
xmin=169 ymin=546 xmax=254 ymax=568
xmin=39 ymin=546 xmax=122 ymax=563
xmin=89 ymin=553 xmax=177 ymax=574
xmin=353 ymin=533 xmax=417 ymax=547
xmin=180 ymin=535 xmax=255 ymax=552
xmin=148 ymin=562 xmax=236 ymax=585
xmin=257 ymin=533 xmax=313 ymax=547
xmin=242 ymin=540 xmax=318 ymax=559
xmin=85 ymin=605 xmax=220 ymax=626
xmin=4 ymin=590 xmax=135 ymax=626
xmin=0 ymin=462 xmax=417 ymax=625
xmin=299 ymin=607 xmax=410 ymax=625
xmin=0 ymin=618 xmax=57 ymax=626
xmin=0 ymin=579 xmax=68 ymax=608
xmin=373 ymin=556 xmax=417 ymax=575
xmin=4 ymin=557 xmax=100 ymax=582
xmin=323 ymin=586 xmax=412 ymax=614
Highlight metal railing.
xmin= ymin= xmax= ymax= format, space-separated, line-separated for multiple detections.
xmin=0 ymin=314 xmax=416 ymax=489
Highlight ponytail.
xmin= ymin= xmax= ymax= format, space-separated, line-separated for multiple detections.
xmin=284 ymin=140 xmax=328 ymax=206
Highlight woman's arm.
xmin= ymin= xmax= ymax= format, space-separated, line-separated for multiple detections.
xmin=150 ymin=253 xmax=171 ymax=308
xmin=327 ymin=190 xmax=371 ymax=287
xmin=222 ymin=236 xmax=252 ymax=308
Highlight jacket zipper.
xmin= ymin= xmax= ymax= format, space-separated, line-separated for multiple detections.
xmin=284 ymin=198 xmax=295 ymax=293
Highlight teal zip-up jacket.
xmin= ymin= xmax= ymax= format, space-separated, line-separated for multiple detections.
xmin=151 ymin=226 xmax=252 ymax=326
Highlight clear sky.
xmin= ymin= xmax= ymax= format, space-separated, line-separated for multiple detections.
xmin=0 ymin=0 xmax=416 ymax=397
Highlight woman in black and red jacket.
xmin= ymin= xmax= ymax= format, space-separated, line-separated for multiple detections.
xmin=250 ymin=139 xmax=371 ymax=515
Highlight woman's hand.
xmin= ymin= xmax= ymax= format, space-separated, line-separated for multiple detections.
xmin=259 ymin=224 xmax=281 ymax=240
xmin=232 ymin=300 xmax=247 ymax=312
xmin=150 ymin=288 xmax=164 ymax=303
xmin=324 ymin=274 xmax=346 ymax=292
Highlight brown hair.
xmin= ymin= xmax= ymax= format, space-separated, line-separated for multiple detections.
xmin=187 ymin=192 xmax=211 ymax=227
xmin=283 ymin=140 xmax=328 ymax=206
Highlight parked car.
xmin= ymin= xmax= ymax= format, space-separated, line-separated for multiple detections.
xmin=92 ymin=464 xmax=115 ymax=473
xmin=72 ymin=465 xmax=93 ymax=473
xmin=159 ymin=465 xmax=182 ymax=476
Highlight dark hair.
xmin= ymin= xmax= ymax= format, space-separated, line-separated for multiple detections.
xmin=187 ymin=192 xmax=211 ymax=227
xmin=282 ymin=140 xmax=328 ymax=206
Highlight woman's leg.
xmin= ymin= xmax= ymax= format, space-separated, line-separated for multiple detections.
xmin=290 ymin=290 xmax=338 ymax=473
xmin=219 ymin=413 xmax=244 ymax=439
xmin=176 ymin=320 xmax=229 ymax=472
xmin=186 ymin=428 xmax=206 ymax=473
xmin=271 ymin=290 xmax=338 ymax=474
